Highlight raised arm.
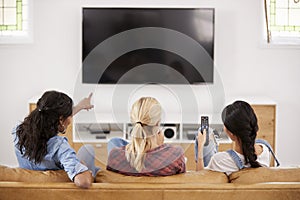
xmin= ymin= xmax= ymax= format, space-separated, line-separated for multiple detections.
xmin=72 ymin=93 xmax=94 ymax=116
xmin=195 ymin=129 xmax=207 ymax=171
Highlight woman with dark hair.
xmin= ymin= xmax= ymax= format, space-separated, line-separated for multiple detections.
xmin=12 ymin=91 xmax=99 ymax=188
xmin=196 ymin=100 xmax=272 ymax=175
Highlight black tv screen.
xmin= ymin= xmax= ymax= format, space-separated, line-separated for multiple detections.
xmin=82 ymin=8 xmax=214 ymax=84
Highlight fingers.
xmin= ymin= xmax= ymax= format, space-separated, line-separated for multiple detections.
xmin=88 ymin=92 xmax=93 ymax=100
xmin=203 ymin=130 xmax=207 ymax=140
xmin=203 ymin=130 xmax=207 ymax=142
xmin=197 ymin=130 xmax=206 ymax=146
xmin=86 ymin=105 xmax=94 ymax=111
xmin=85 ymin=92 xmax=94 ymax=110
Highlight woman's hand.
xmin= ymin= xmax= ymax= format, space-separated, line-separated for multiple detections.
xmin=73 ymin=93 xmax=94 ymax=116
xmin=73 ymin=170 xmax=93 ymax=189
xmin=197 ymin=129 xmax=207 ymax=148
xmin=195 ymin=129 xmax=206 ymax=171
xmin=77 ymin=93 xmax=94 ymax=110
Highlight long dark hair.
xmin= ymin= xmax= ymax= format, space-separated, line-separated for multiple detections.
xmin=16 ymin=91 xmax=73 ymax=164
xmin=221 ymin=100 xmax=261 ymax=168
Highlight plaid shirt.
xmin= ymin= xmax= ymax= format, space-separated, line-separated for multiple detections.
xmin=107 ymin=144 xmax=186 ymax=176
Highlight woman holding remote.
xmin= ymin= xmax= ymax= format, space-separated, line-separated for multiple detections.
xmin=12 ymin=91 xmax=99 ymax=188
xmin=196 ymin=100 xmax=273 ymax=175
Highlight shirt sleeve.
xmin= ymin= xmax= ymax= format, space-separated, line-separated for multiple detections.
xmin=55 ymin=138 xmax=89 ymax=181
xmin=176 ymin=154 xmax=186 ymax=173
xmin=206 ymin=152 xmax=239 ymax=175
xmin=172 ymin=147 xmax=186 ymax=174
xmin=257 ymin=144 xmax=271 ymax=167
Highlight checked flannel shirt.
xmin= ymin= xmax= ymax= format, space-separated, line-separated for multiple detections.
xmin=107 ymin=143 xmax=186 ymax=176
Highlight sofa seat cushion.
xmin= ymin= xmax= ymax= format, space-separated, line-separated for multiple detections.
xmin=0 ymin=165 xmax=70 ymax=182
xmin=229 ymin=167 xmax=300 ymax=183
xmin=95 ymin=169 xmax=229 ymax=183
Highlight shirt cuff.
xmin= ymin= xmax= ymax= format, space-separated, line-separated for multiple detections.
xmin=68 ymin=162 xmax=89 ymax=181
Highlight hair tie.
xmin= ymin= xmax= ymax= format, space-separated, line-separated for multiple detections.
xmin=136 ymin=121 xmax=144 ymax=126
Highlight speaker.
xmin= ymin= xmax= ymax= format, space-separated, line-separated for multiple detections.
xmin=161 ymin=126 xmax=177 ymax=140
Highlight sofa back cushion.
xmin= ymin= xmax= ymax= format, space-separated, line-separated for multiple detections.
xmin=96 ymin=169 xmax=229 ymax=183
xmin=229 ymin=167 xmax=300 ymax=183
xmin=0 ymin=165 xmax=228 ymax=184
xmin=0 ymin=165 xmax=70 ymax=182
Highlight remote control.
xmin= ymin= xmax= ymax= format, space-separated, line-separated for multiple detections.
xmin=194 ymin=116 xmax=210 ymax=162
xmin=201 ymin=116 xmax=209 ymax=146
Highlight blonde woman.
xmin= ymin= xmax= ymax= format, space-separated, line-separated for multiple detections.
xmin=106 ymin=97 xmax=186 ymax=176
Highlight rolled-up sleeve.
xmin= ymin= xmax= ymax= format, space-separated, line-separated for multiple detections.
xmin=55 ymin=138 xmax=88 ymax=181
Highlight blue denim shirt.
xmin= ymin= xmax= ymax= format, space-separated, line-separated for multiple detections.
xmin=12 ymin=125 xmax=88 ymax=181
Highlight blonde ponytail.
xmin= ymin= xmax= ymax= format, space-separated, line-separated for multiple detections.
xmin=125 ymin=97 xmax=161 ymax=172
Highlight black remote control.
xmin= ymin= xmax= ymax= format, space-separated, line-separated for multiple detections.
xmin=201 ymin=116 xmax=209 ymax=146
xmin=194 ymin=116 xmax=210 ymax=162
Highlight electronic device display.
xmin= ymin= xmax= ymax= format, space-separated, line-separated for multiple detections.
xmin=82 ymin=8 xmax=215 ymax=84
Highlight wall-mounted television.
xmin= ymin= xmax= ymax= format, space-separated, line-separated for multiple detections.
xmin=82 ymin=8 xmax=214 ymax=84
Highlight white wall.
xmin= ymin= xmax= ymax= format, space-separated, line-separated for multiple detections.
xmin=0 ymin=0 xmax=299 ymax=167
